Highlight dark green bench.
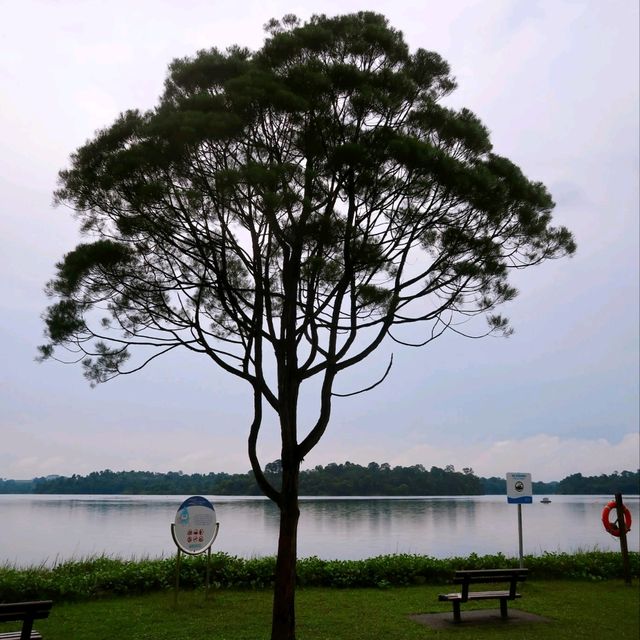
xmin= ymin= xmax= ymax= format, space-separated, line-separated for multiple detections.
xmin=438 ymin=568 xmax=528 ymax=622
xmin=0 ymin=601 xmax=53 ymax=640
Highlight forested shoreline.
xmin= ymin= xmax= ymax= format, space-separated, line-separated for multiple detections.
xmin=1 ymin=463 xmax=637 ymax=496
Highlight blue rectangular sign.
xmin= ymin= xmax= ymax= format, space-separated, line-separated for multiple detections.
xmin=506 ymin=472 xmax=533 ymax=504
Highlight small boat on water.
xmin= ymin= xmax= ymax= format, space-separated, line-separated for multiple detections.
xmin=541 ymin=497 xmax=552 ymax=504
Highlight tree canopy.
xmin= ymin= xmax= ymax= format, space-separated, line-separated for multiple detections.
xmin=40 ymin=12 xmax=575 ymax=639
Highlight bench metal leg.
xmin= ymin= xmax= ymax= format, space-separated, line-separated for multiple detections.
xmin=452 ymin=601 xmax=461 ymax=623
xmin=499 ymin=598 xmax=508 ymax=619
xmin=21 ymin=617 xmax=35 ymax=640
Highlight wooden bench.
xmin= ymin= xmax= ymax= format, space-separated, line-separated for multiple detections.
xmin=438 ymin=568 xmax=528 ymax=623
xmin=0 ymin=601 xmax=53 ymax=640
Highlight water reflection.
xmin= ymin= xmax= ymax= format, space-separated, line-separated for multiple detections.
xmin=295 ymin=498 xmax=483 ymax=558
xmin=1 ymin=494 xmax=637 ymax=567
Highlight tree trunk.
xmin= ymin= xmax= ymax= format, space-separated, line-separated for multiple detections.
xmin=271 ymin=484 xmax=300 ymax=640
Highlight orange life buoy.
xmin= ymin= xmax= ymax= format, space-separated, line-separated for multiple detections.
xmin=602 ymin=500 xmax=632 ymax=537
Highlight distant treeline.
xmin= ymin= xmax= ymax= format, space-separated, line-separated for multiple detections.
xmin=1 ymin=464 xmax=638 ymax=496
xmin=0 ymin=463 xmax=480 ymax=496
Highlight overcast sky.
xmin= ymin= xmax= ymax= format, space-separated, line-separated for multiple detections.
xmin=1 ymin=0 xmax=638 ymax=483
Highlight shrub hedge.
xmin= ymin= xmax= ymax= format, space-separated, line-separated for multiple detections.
xmin=1 ymin=551 xmax=637 ymax=603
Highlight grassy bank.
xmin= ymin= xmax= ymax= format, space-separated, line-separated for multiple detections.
xmin=2 ymin=580 xmax=638 ymax=639
xmin=1 ymin=551 xmax=638 ymax=603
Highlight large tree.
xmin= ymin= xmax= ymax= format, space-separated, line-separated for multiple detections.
xmin=40 ymin=13 xmax=575 ymax=639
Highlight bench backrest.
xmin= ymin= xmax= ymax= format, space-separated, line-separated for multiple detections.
xmin=0 ymin=600 xmax=53 ymax=623
xmin=453 ymin=569 xmax=528 ymax=601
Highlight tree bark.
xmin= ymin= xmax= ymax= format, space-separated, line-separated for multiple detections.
xmin=270 ymin=468 xmax=300 ymax=640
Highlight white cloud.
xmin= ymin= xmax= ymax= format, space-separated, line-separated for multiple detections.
xmin=7 ymin=425 xmax=636 ymax=483
xmin=2 ymin=422 xmax=252 ymax=479
xmin=387 ymin=432 xmax=640 ymax=482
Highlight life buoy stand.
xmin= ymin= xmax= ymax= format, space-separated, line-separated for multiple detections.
xmin=602 ymin=500 xmax=632 ymax=537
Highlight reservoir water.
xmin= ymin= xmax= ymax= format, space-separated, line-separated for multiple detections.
xmin=1 ymin=494 xmax=638 ymax=567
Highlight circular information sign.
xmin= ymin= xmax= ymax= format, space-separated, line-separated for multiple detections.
xmin=173 ymin=496 xmax=217 ymax=554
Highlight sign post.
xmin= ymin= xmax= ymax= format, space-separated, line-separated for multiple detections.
xmin=171 ymin=496 xmax=220 ymax=604
xmin=506 ymin=472 xmax=532 ymax=568
xmin=614 ymin=493 xmax=632 ymax=585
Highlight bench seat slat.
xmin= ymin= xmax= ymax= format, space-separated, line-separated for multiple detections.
xmin=453 ymin=569 xmax=528 ymax=575
xmin=0 ymin=602 xmax=52 ymax=615
xmin=452 ymin=576 xmax=526 ymax=584
xmin=440 ymin=590 xmax=522 ymax=601
xmin=0 ymin=602 xmax=53 ymax=622
xmin=0 ymin=632 xmax=42 ymax=640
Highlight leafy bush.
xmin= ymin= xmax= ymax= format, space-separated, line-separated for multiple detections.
xmin=1 ymin=551 xmax=637 ymax=603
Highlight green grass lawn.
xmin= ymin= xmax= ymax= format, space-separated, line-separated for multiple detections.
xmin=3 ymin=580 xmax=638 ymax=639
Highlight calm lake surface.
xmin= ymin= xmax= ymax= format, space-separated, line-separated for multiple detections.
xmin=1 ymin=494 xmax=638 ymax=567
